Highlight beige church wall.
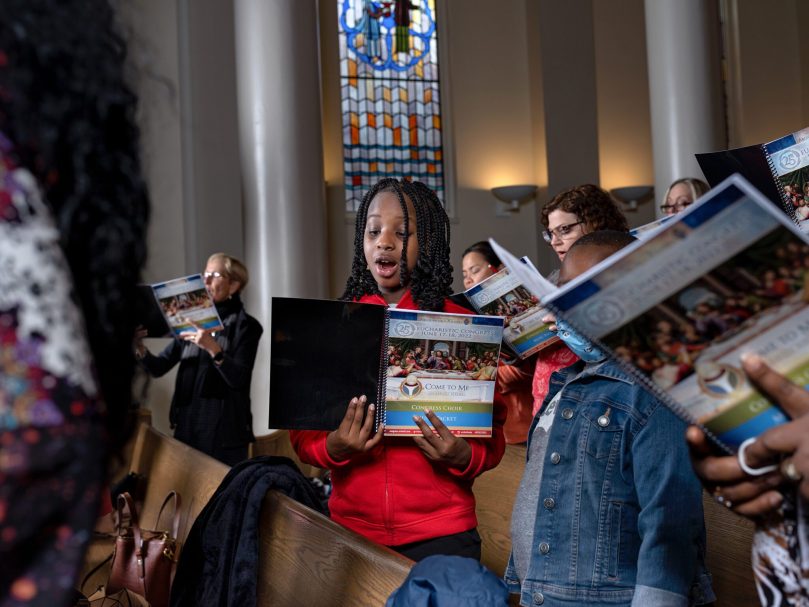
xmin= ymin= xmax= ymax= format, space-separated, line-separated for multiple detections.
xmin=592 ymin=0 xmax=657 ymax=227
xmin=121 ymin=0 xmax=243 ymax=436
xmin=723 ymin=0 xmax=809 ymax=148
xmin=120 ymin=0 xmax=186 ymax=436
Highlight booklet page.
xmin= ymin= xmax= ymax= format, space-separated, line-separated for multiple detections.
xmin=384 ymin=309 xmax=504 ymax=437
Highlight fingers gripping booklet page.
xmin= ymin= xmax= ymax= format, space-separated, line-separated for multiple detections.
xmin=493 ymin=174 xmax=809 ymax=453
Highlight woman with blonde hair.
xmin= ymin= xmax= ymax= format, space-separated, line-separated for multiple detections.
xmin=660 ymin=178 xmax=710 ymax=215
xmin=136 ymin=253 xmax=263 ymax=465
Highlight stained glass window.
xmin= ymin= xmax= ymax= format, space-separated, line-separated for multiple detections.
xmin=338 ymin=0 xmax=446 ymax=212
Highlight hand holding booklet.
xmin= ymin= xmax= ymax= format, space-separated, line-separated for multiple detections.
xmin=148 ymin=274 xmax=223 ymax=337
xmin=269 ymin=297 xmax=505 ymax=437
xmin=495 ymin=175 xmax=809 ymax=453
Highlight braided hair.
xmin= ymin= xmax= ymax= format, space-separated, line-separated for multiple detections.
xmin=0 ymin=0 xmax=150 ymax=446
xmin=342 ymin=178 xmax=453 ymax=311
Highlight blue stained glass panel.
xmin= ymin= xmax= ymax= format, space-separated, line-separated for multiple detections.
xmin=338 ymin=0 xmax=445 ymax=211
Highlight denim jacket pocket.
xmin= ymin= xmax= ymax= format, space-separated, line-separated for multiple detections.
xmin=581 ymin=405 xmax=623 ymax=460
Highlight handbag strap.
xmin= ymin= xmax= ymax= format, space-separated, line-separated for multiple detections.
xmin=116 ymin=493 xmax=145 ymax=580
xmin=153 ymin=490 xmax=181 ymax=539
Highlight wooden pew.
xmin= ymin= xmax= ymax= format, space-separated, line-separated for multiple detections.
xmin=82 ymin=424 xmax=413 ymax=606
xmin=256 ymin=491 xmax=413 ymax=605
xmin=702 ymin=492 xmax=757 ymax=607
xmin=474 ymin=443 xmax=526 ymax=577
xmin=473 ymin=443 xmax=759 ymax=606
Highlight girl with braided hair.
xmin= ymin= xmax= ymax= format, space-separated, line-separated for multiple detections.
xmin=292 ymin=178 xmax=506 ymax=561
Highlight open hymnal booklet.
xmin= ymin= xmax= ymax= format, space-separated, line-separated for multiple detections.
xmin=697 ymin=126 xmax=809 ymax=233
xmin=463 ymin=259 xmax=559 ymax=359
xmin=496 ymin=175 xmax=809 ymax=452
xmin=150 ymin=274 xmax=223 ymax=337
xmin=269 ymin=297 xmax=504 ymax=437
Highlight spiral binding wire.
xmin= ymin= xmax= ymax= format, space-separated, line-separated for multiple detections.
xmin=766 ymin=151 xmax=802 ymax=227
xmin=376 ymin=310 xmax=391 ymax=433
xmin=544 ymin=300 xmax=735 ymax=455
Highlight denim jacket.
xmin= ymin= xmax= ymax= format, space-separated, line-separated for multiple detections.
xmin=505 ymin=360 xmax=714 ymax=607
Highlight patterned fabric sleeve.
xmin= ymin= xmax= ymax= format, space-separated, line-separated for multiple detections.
xmin=0 ymin=134 xmax=106 ymax=607
xmin=752 ymin=494 xmax=809 ymax=607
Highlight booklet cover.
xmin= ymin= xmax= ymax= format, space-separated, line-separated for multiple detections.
xmin=150 ymin=274 xmax=223 ymax=338
xmin=269 ymin=297 xmax=505 ymax=437
xmin=697 ymin=126 xmax=809 ymax=233
xmin=540 ymin=175 xmax=806 ymax=453
xmin=463 ymin=263 xmax=559 ymax=359
xmin=629 ymin=215 xmax=675 ymax=240
xmin=134 ymin=285 xmax=171 ymax=338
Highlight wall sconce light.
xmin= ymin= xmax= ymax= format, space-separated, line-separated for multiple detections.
xmin=491 ymin=185 xmax=538 ymax=217
xmin=610 ymin=185 xmax=654 ymax=212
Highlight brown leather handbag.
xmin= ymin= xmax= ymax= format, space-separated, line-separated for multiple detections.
xmin=106 ymin=491 xmax=181 ymax=607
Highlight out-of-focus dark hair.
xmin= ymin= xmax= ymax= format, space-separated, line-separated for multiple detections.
xmin=541 ymin=184 xmax=629 ymax=232
xmin=568 ymin=229 xmax=637 ymax=254
xmin=462 ymin=241 xmax=502 ymax=269
xmin=0 ymin=0 xmax=150 ymax=446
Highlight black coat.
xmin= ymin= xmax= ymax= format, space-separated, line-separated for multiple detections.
xmin=170 ymin=457 xmax=326 ymax=607
xmin=142 ymin=295 xmax=263 ymax=464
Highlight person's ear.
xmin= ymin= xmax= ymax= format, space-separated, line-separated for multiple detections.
xmin=228 ymin=281 xmax=241 ymax=297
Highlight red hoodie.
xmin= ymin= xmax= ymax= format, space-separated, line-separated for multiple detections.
xmin=290 ymin=290 xmax=507 ymax=546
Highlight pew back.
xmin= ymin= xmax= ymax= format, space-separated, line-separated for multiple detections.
xmin=84 ymin=424 xmax=413 ymax=606
xmin=257 ymin=490 xmax=413 ymax=605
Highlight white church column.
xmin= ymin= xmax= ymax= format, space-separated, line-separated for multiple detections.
xmin=644 ymin=0 xmax=725 ymax=216
xmin=234 ymin=0 xmax=328 ymax=435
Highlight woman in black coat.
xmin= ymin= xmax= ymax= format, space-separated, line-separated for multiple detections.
xmin=137 ymin=253 xmax=263 ymax=465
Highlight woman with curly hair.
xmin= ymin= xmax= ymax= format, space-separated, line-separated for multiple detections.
xmin=292 ymin=178 xmax=506 ymax=561
xmin=0 ymin=1 xmax=149 ymax=604
xmin=527 ymin=185 xmax=630 ymax=443
xmin=540 ymin=183 xmax=629 ymax=263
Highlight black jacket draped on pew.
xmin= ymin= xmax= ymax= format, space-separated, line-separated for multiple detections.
xmin=170 ymin=456 xmax=326 ymax=607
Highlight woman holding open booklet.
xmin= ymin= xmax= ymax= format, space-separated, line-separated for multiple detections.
xmin=135 ymin=253 xmax=263 ymax=466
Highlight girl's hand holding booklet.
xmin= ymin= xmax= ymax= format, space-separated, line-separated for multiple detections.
xmin=493 ymin=174 xmax=809 ymax=453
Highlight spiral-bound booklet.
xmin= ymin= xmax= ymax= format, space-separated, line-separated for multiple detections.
xmin=269 ymin=297 xmax=504 ymax=437
xmin=496 ymin=175 xmax=809 ymax=453
xmin=463 ymin=261 xmax=559 ymax=359
xmin=697 ymin=126 xmax=809 ymax=233
xmin=149 ymin=274 xmax=223 ymax=338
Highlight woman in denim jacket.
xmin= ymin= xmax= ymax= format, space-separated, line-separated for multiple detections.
xmin=506 ymin=231 xmax=714 ymax=607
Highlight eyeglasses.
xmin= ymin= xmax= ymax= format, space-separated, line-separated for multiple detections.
xmin=203 ymin=271 xmax=224 ymax=280
xmin=542 ymin=221 xmax=583 ymax=244
xmin=660 ymin=200 xmax=692 ymax=214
